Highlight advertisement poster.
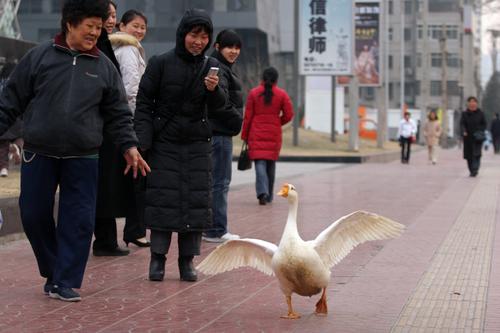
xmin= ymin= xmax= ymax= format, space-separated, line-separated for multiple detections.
xmin=299 ymin=0 xmax=353 ymax=75
xmin=338 ymin=0 xmax=381 ymax=86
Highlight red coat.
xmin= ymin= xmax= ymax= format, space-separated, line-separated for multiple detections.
xmin=241 ymin=83 xmax=294 ymax=161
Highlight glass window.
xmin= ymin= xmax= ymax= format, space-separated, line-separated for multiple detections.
xmin=431 ymin=53 xmax=442 ymax=67
xmin=19 ymin=0 xmax=43 ymax=14
xmin=416 ymin=53 xmax=422 ymax=67
xmin=404 ymin=28 xmax=412 ymax=41
xmin=404 ymin=0 xmax=412 ymax=14
xmin=389 ymin=0 xmax=393 ymax=15
xmin=430 ymin=81 xmax=442 ymax=96
xmin=447 ymin=81 xmax=460 ymax=95
xmin=389 ymin=55 xmax=393 ymax=69
xmin=447 ymin=53 xmax=460 ymax=67
xmin=388 ymin=27 xmax=393 ymax=41
xmin=404 ymin=55 xmax=412 ymax=68
xmin=429 ymin=0 xmax=460 ymax=13
xmin=228 ymin=0 xmax=256 ymax=11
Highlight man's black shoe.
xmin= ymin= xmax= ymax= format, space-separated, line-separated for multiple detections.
xmin=93 ymin=246 xmax=130 ymax=257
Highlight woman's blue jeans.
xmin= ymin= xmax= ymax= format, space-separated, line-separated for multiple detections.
xmin=207 ymin=136 xmax=233 ymax=238
xmin=254 ymin=159 xmax=276 ymax=202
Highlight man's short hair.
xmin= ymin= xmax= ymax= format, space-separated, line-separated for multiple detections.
xmin=61 ymin=0 xmax=109 ymax=35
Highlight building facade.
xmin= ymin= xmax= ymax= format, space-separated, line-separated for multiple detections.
xmin=17 ymin=0 xmax=288 ymax=92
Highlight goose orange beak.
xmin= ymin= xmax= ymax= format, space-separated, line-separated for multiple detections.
xmin=277 ymin=184 xmax=289 ymax=197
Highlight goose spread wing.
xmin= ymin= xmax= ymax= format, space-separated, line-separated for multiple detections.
xmin=196 ymin=238 xmax=278 ymax=276
xmin=311 ymin=210 xmax=404 ymax=269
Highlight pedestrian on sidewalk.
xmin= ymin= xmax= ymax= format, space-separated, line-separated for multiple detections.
xmin=134 ymin=9 xmax=226 ymax=282
xmin=461 ymin=96 xmax=486 ymax=177
xmin=93 ymin=0 xmax=132 ymax=257
xmin=423 ymin=110 xmax=442 ymax=164
xmin=397 ymin=111 xmax=417 ymax=164
xmin=241 ymin=67 xmax=294 ymax=205
xmin=95 ymin=9 xmax=151 ymax=254
xmin=0 ymin=0 xmax=150 ymax=302
xmin=490 ymin=113 xmax=500 ymax=154
xmin=203 ymin=29 xmax=243 ymax=243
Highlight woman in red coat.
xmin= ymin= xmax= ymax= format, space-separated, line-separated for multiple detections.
xmin=241 ymin=67 xmax=294 ymax=205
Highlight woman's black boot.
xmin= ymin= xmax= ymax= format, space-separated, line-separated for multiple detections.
xmin=149 ymin=253 xmax=166 ymax=281
xmin=178 ymin=256 xmax=197 ymax=282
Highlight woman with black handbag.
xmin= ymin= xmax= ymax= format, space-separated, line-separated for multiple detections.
xmin=460 ymin=96 xmax=486 ymax=177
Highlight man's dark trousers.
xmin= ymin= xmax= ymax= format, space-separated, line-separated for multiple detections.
xmin=19 ymin=152 xmax=98 ymax=289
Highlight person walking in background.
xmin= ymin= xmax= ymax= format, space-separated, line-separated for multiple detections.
xmin=135 ymin=9 xmax=226 ymax=282
xmin=241 ymin=67 xmax=294 ymax=205
xmin=490 ymin=113 xmax=500 ymax=154
xmin=423 ymin=110 xmax=442 ymax=165
xmin=0 ymin=0 xmax=150 ymax=301
xmin=93 ymin=0 xmax=132 ymax=257
xmin=397 ymin=111 xmax=417 ymax=164
xmin=461 ymin=96 xmax=486 ymax=177
xmin=203 ymin=29 xmax=243 ymax=243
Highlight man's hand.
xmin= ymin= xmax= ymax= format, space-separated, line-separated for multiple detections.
xmin=123 ymin=147 xmax=151 ymax=178
xmin=204 ymin=74 xmax=219 ymax=91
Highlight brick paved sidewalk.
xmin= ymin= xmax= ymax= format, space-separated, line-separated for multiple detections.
xmin=1 ymin=147 xmax=499 ymax=332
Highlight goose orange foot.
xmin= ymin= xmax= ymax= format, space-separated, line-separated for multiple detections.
xmin=281 ymin=295 xmax=301 ymax=319
xmin=315 ymin=288 xmax=328 ymax=316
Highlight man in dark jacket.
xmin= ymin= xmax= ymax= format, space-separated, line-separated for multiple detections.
xmin=203 ymin=29 xmax=244 ymax=243
xmin=490 ymin=113 xmax=500 ymax=154
xmin=0 ymin=0 xmax=150 ymax=302
xmin=135 ymin=9 xmax=226 ymax=282
xmin=461 ymin=96 xmax=486 ymax=177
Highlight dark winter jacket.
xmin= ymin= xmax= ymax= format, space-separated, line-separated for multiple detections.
xmin=135 ymin=9 xmax=226 ymax=232
xmin=208 ymin=49 xmax=243 ymax=136
xmin=0 ymin=33 xmax=137 ymax=157
xmin=97 ymin=29 xmax=121 ymax=77
xmin=241 ymin=83 xmax=294 ymax=161
xmin=461 ymin=109 xmax=486 ymax=159
xmin=491 ymin=118 xmax=500 ymax=139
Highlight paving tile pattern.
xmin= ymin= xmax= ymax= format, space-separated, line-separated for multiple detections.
xmin=1 ymin=148 xmax=500 ymax=332
xmin=392 ymin=167 xmax=499 ymax=332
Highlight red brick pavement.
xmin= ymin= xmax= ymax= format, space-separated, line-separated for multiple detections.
xmin=1 ymin=148 xmax=500 ymax=332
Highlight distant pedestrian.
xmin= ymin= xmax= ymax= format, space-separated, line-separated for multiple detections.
xmin=397 ymin=111 xmax=417 ymax=164
xmin=490 ymin=113 xmax=500 ymax=154
xmin=460 ymin=96 xmax=486 ymax=177
xmin=0 ymin=0 xmax=150 ymax=302
xmin=241 ymin=67 xmax=294 ymax=205
xmin=203 ymin=29 xmax=244 ymax=243
xmin=423 ymin=110 xmax=442 ymax=164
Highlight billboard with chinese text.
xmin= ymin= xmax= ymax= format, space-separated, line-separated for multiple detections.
xmin=299 ymin=0 xmax=354 ymax=75
xmin=338 ymin=0 xmax=381 ymax=86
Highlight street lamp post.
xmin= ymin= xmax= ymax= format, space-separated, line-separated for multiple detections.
xmin=439 ymin=25 xmax=449 ymax=148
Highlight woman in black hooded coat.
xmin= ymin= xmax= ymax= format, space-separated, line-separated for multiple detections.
xmin=135 ymin=9 xmax=226 ymax=282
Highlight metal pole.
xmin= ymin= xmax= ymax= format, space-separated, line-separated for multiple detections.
xmin=377 ymin=0 xmax=388 ymax=148
xmin=331 ymin=77 xmax=336 ymax=142
xmin=400 ymin=0 xmax=405 ymax=115
xmin=348 ymin=75 xmax=359 ymax=151
xmin=420 ymin=0 xmax=429 ymax=145
xmin=440 ymin=24 xmax=448 ymax=148
xmin=293 ymin=0 xmax=300 ymax=146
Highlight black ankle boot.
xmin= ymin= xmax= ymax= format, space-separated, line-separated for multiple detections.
xmin=149 ymin=253 xmax=166 ymax=281
xmin=178 ymin=256 xmax=197 ymax=282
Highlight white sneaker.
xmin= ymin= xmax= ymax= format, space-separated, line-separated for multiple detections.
xmin=0 ymin=168 xmax=7 ymax=177
xmin=202 ymin=235 xmax=225 ymax=243
xmin=221 ymin=232 xmax=240 ymax=241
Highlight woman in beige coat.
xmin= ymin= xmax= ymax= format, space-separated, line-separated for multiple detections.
xmin=424 ymin=110 xmax=442 ymax=164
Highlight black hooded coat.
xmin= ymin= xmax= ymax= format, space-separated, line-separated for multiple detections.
xmin=135 ymin=9 xmax=227 ymax=232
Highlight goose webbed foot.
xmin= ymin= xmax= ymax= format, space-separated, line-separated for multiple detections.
xmin=281 ymin=295 xmax=301 ymax=319
xmin=315 ymin=288 xmax=328 ymax=315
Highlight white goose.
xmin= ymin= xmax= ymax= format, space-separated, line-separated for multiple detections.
xmin=197 ymin=183 xmax=404 ymax=319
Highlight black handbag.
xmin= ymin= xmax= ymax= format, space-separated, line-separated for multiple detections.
xmin=473 ymin=130 xmax=486 ymax=143
xmin=237 ymin=142 xmax=252 ymax=171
